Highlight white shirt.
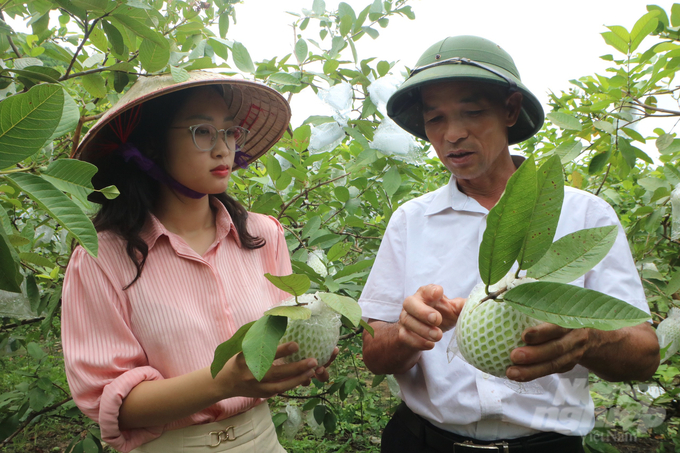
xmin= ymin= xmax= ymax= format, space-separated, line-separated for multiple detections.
xmin=359 ymin=176 xmax=649 ymax=440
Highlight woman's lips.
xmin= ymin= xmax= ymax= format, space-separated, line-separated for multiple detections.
xmin=211 ymin=165 xmax=230 ymax=177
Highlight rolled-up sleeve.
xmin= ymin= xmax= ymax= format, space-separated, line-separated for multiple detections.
xmin=62 ymin=247 xmax=164 ymax=452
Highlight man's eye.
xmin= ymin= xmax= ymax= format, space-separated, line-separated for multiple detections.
xmin=425 ymin=116 xmax=442 ymax=124
xmin=195 ymin=126 xmax=212 ymax=136
xmin=466 ymin=110 xmax=484 ymax=117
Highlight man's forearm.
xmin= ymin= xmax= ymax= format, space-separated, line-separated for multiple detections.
xmin=362 ymin=321 xmax=423 ymax=375
xmin=581 ymin=323 xmax=659 ymax=382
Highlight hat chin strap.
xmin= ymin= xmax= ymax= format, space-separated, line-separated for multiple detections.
xmin=118 ymin=143 xmax=206 ymax=199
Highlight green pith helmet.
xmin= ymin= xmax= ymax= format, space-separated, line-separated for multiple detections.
xmin=386 ymin=35 xmax=544 ymax=145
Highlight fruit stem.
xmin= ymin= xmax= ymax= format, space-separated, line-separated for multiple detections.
xmin=480 ymin=286 xmax=507 ymax=303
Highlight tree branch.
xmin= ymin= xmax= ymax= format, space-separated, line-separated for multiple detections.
xmin=277 ymin=173 xmax=350 ymax=219
xmin=0 ymin=317 xmax=45 ymax=332
xmin=58 ymin=61 xmax=141 ymax=82
xmin=628 ymin=99 xmax=680 ymax=116
xmin=0 ymin=396 xmax=73 ymax=447
xmin=595 ymin=163 xmax=611 ymax=196
xmin=64 ymin=18 xmax=102 ymax=79
xmin=69 ymin=111 xmax=107 ymax=157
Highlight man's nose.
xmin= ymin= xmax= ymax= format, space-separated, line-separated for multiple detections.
xmin=444 ymin=119 xmax=468 ymax=144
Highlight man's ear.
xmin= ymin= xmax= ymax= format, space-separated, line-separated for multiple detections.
xmin=505 ymin=91 xmax=523 ymax=127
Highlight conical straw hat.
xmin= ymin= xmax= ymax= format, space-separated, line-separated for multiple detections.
xmin=74 ymin=71 xmax=291 ymax=165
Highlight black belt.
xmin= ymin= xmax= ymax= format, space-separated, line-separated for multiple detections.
xmin=394 ymin=403 xmax=584 ymax=453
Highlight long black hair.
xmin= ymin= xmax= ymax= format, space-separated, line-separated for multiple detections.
xmin=90 ymin=86 xmax=264 ymax=289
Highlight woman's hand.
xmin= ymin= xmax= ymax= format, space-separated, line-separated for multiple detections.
xmin=309 ymin=347 xmax=339 ymax=384
xmin=214 ymin=341 xmax=319 ymax=400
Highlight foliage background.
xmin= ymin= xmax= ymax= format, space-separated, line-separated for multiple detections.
xmin=0 ymin=1 xmax=679 ymax=452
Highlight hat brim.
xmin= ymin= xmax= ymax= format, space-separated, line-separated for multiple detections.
xmin=386 ymin=63 xmax=544 ymax=145
xmin=74 ymin=71 xmax=291 ymax=165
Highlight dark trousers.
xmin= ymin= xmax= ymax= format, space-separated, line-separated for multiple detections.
xmin=381 ymin=403 xmax=585 ymax=453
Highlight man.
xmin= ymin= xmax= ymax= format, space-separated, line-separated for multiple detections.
xmin=359 ymin=35 xmax=659 ymax=453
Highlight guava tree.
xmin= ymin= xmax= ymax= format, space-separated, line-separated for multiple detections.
xmin=519 ymin=5 xmax=680 ymax=450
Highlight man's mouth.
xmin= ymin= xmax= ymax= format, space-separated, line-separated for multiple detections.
xmin=447 ymin=151 xmax=473 ymax=159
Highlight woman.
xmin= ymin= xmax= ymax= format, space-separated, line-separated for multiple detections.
xmin=62 ymin=72 xmax=330 ymax=452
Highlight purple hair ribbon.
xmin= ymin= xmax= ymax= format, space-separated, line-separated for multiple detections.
xmin=118 ymin=143 xmax=206 ymax=199
xmin=234 ymin=150 xmax=249 ymax=169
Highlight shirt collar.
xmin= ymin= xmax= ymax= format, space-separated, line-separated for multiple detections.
xmin=424 ymin=155 xmax=527 ymax=216
xmin=140 ymin=196 xmax=241 ymax=251
xmin=424 ymin=175 xmax=488 ymax=216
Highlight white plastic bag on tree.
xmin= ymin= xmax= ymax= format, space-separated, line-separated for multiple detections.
xmin=672 ymin=184 xmax=680 ymax=240
xmin=306 ymin=409 xmax=325 ymax=437
xmin=318 ymin=81 xmax=352 ymax=126
xmin=369 ymin=116 xmax=420 ymax=162
xmin=367 ymin=75 xmax=403 ymax=115
xmin=657 ymin=307 xmax=680 ymax=362
xmin=282 ymin=404 xmax=303 ymax=441
xmin=309 ymin=121 xmax=345 ymax=154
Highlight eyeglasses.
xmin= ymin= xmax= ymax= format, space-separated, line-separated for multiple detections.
xmin=409 ymin=57 xmax=518 ymax=91
xmin=170 ymin=124 xmax=249 ymax=152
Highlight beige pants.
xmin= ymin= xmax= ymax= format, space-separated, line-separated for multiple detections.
xmin=131 ymin=403 xmax=286 ymax=452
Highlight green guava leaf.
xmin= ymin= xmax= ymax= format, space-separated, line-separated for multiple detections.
xmin=40 ymin=158 xmax=97 ymax=201
xmin=547 ymin=112 xmax=583 ymax=131
xmin=139 ymin=39 xmax=170 ymax=73
xmin=318 ymin=292 xmax=361 ymax=327
xmin=6 ymin=174 xmax=98 ymax=257
xmin=242 ymin=315 xmax=288 ymax=381
xmin=360 ymin=319 xmax=374 ymax=337
xmin=526 ymin=226 xmax=617 ymax=283
xmin=0 ymin=223 xmax=22 ymax=293
xmin=49 ymin=89 xmax=79 ymax=143
xmin=264 ymin=305 xmax=312 ymax=319
xmin=479 ymin=155 xmax=537 ymax=287
xmin=503 ymin=281 xmax=650 ymax=330
xmin=232 ymin=41 xmax=255 ymax=73
xmin=264 ymin=273 xmax=311 ymax=296
xmin=0 ymin=84 xmax=63 ymax=168
xmin=517 ymin=155 xmax=564 ymax=270
xmin=210 ymin=321 xmax=255 ymax=378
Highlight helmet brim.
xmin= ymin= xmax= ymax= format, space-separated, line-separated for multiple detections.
xmin=386 ymin=61 xmax=544 ymax=145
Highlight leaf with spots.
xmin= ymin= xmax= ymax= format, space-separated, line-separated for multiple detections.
xmin=478 ymin=154 xmax=537 ymax=288
xmin=517 ymin=155 xmax=564 ymax=270
xmin=526 ymin=226 xmax=618 ymax=283
xmin=504 ymin=281 xmax=650 ymax=330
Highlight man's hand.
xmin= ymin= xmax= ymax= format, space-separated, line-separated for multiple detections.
xmin=362 ymin=285 xmax=465 ymax=375
xmin=505 ymin=322 xmax=660 ymax=382
xmin=399 ymin=284 xmax=465 ymax=351
xmin=506 ymin=323 xmax=588 ymax=381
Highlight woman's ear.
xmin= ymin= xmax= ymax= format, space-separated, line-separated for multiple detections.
xmin=505 ymin=91 xmax=524 ymax=127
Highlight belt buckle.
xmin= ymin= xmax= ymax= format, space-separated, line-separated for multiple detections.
xmin=209 ymin=426 xmax=236 ymax=447
xmin=453 ymin=440 xmax=510 ymax=452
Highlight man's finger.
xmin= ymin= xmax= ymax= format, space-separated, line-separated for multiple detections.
xmin=400 ymin=309 xmax=442 ymax=342
xmin=416 ymin=284 xmax=444 ymax=306
xmin=522 ymin=323 xmax=571 ymax=344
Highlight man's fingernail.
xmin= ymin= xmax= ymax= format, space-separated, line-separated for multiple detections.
xmin=507 ymin=369 xmax=520 ymax=379
xmin=428 ymin=313 xmax=437 ymax=324
xmin=307 ymin=359 xmax=318 ymax=368
xmin=515 ymin=351 xmax=525 ymax=362
xmin=429 ymin=329 xmax=438 ymax=339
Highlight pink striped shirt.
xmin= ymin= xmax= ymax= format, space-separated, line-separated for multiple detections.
xmin=62 ymin=198 xmax=291 ymax=452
